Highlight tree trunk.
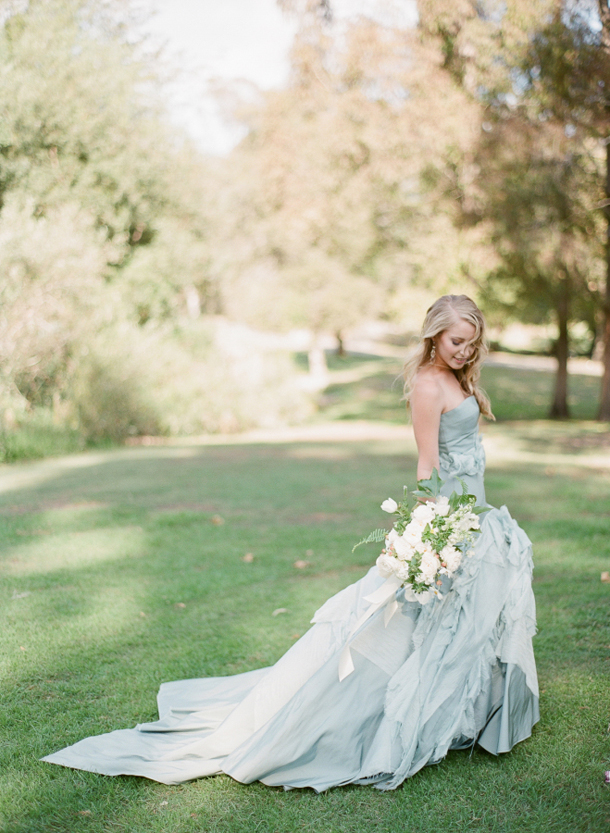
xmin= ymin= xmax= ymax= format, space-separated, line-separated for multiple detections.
xmin=335 ymin=331 xmax=345 ymax=357
xmin=185 ymin=285 xmax=201 ymax=319
xmin=598 ymin=138 xmax=610 ymax=420
xmin=550 ymin=278 xmax=570 ymax=419
xmin=307 ymin=333 xmax=329 ymax=389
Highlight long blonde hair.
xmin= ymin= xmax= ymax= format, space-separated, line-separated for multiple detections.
xmin=403 ymin=295 xmax=494 ymax=419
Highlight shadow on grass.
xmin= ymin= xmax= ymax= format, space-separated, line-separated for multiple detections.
xmin=489 ymin=421 xmax=610 ymax=455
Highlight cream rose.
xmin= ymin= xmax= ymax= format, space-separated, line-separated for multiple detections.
xmin=440 ymin=544 xmax=462 ymax=572
xmin=376 ymin=552 xmax=396 ymax=578
xmin=411 ymin=502 xmax=436 ymax=525
xmin=419 ymin=551 xmax=441 ymax=583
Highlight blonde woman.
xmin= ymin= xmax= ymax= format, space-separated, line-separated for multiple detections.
xmin=44 ymin=296 xmax=538 ymax=792
xmin=405 ymin=294 xmax=493 ymax=505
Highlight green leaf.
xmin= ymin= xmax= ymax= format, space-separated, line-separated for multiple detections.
xmin=411 ymin=488 xmax=433 ymax=499
xmin=416 ymin=467 xmax=443 ymax=497
xmin=456 ymin=476 xmax=469 ymax=495
xmin=352 ymin=528 xmax=387 ymax=552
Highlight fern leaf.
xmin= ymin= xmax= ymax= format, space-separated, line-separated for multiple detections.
xmin=352 ymin=528 xmax=387 ymax=552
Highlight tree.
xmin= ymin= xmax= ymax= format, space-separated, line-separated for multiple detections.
xmin=210 ymin=3 xmax=480 ymax=380
xmin=0 ymin=0 xmax=214 ymax=432
xmin=513 ymin=1 xmax=610 ymax=418
xmin=418 ymin=0 xmax=610 ymax=418
xmin=0 ymin=0 xmax=172 ymax=252
xmin=475 ymin=119 xmax=603 ymax=417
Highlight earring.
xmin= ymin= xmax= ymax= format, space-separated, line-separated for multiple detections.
xmin=429 ymin=343 xmax=436 ymax=364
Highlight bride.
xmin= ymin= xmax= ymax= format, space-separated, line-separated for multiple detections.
xmin=42 ymin=294 xmax=539 ymax=791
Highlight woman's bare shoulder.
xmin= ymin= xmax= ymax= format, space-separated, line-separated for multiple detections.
xmin=411 ymin=369 xmax=444 ymax=403
xmin=411 ymin=371 xmax=445 ymax=418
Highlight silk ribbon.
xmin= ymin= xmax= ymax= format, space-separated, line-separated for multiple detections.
xmin=338 ymin=574 xmax=403 ymax=681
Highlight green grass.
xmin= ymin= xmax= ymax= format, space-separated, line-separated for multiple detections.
xmin=0 ymin=414 xmax=86 ymax=464
xmin=314 ymin=352 xmax=602 ymax=422
xmin=480 ymin=364 xmax=600 ymax=421
xmin=1 ymin=416 xmax=610 ymax=832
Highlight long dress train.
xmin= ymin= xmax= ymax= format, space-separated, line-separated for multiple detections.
xmin=42 ymin=396 xmax=539 ymax=791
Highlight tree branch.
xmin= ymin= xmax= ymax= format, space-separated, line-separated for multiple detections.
xmin=598 ymin=0 xmax=610 ymax=51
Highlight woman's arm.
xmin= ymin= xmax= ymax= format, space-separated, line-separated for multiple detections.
xmin=411 ymin=378 xmax=444 ymax=483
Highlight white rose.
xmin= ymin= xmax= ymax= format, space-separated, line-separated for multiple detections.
xmin=393 ymin=535 xmax=415 ymax=562
xmin=435 ymin=496 xmax=451 ymax=517
xmin=386 ymin=529 xmax=409 ymax=558
xmin=440 ymin=544 xmax=462 ymax=572
xmin=376 ymin=552 xmax=397 ymax=578
xmin=402 ymin=521 xmax=424 ymax=548
xmin=419 ymin=540 xmax=436 ymax=558
xmin=381 ymin=498 xmax=398 ymax=513
xmin=412 ymin=502 xmax=436 ymax=525
xmin=420 ymin=551 xmax=441 ymax=583
xmin=396 ymin=562 xmax=411 ymax=582
xmin=386 ymin=528 xmax=400 ymax=547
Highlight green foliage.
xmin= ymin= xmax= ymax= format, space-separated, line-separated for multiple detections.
xmin=0 ymin=0 xmax=310 ymax=445
xmin=66 ymin=319 xmax=312 ymax=442
xmin=411 ymin=467 xmax=444 ymax=500
xmin=0 ymin=409 xmax=84 ymax=463
xmin=69 ymin=329 xmax=163 ymax=443
xmin=351 ymin=527 xmax=387 ymax=552
xmin=0 ymin=0 xmax=171 ymax=249
xmin=474 ymin=118 xmax=602 ymax=327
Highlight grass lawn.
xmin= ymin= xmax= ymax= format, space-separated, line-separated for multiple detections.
xmin=1 ymin=413 xmax=610 ymax=833
xmin=1 ymin=358 xmax=610 ymax=832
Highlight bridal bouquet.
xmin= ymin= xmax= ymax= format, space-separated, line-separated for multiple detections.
xmin=354 ymin=469 xmax=483 ymax=605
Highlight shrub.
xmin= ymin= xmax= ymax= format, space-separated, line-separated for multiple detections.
xmin=67 ymin=318 xmax=312 ymax=443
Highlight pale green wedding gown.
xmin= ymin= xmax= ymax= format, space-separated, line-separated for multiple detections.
xmin=43 ymin=396 xmax=539 ymax=791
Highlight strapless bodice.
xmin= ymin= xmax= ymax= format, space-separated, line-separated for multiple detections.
xmin=438 ymin=396 xmax=486 ymax=505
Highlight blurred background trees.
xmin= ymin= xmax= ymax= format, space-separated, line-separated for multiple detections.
xmin=0 ymin=0 xmax=310 ymax=455
xmin=419 ymin=0 xmax=610 ymax=418
xmin=211 ymin=3 xmax=480 ymax=382
xmin=2 ymin=0 xmax=610 ymax=460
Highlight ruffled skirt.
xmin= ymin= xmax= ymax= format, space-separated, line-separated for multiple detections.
xmin=42 ymin=505 xmax=539 ymax=791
